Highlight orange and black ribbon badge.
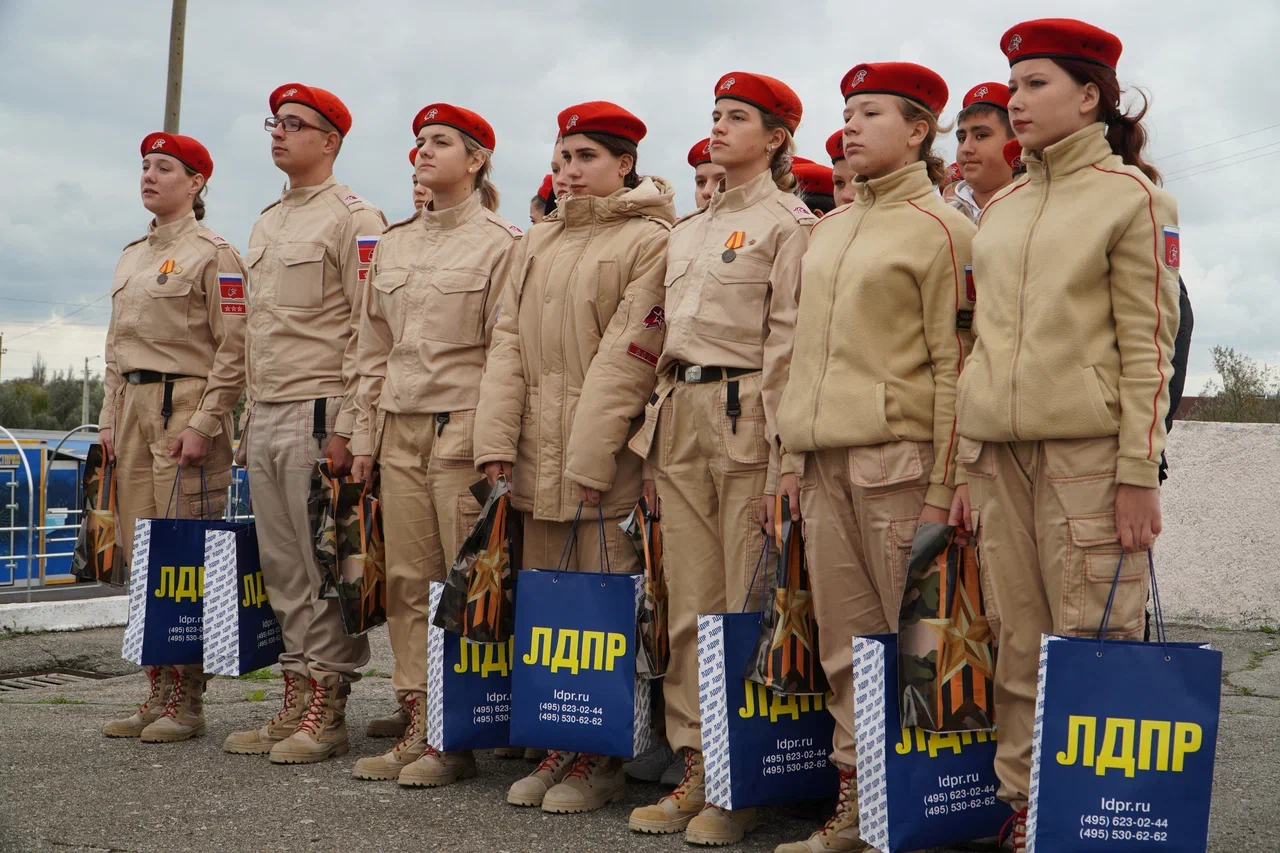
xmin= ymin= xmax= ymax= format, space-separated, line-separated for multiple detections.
xmin=722 ymin=231 xmax=745 ymax=263
xmin=156 ymin=259 xmax=181 ymax=284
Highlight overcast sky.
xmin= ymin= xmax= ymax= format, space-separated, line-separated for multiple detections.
xmin=1 ymin=0 xmax=1277 ymax=397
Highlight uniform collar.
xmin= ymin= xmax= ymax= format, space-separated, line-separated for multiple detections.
xmin=1025 ymin=123 xmax=1112 ymax=182
xmin=147 ymin=210 xmax=198 ymax=247
xmin=854 ymin=160 xmax=934 ymax=206
xmin=280 ymin=174 xmax=338 ymax=207
xmin=421 ymin=190 xmax=483 ymax=230
xmin=708 ymin=168 xmax=774 ymax=215
xmin=952 ymin=181 xmax=982 ymax=217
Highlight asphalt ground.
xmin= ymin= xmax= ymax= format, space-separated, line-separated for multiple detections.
xmin=0 ymin=624 xmax=1275 ymax=853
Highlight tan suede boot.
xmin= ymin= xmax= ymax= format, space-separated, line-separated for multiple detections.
xmin=507 ymin=750 xmax=578 ymax=807
xmin=629 ymin=748 xmax=706 ymax=834
xmin=397 ymin=746 xmax=478 ymax=788
xmin=104 ymin=666 xmax=174 ymax=738
xmin=775 ymin=765 xmax=872 ymax=852
xmin=542 ymin=753 xmax=626 ymax=814
xmin=139 ymin=666 xmax=208 ymax=743
xmin=686 ymin=804 xmax=759 ymax=847
xmin=365 ymin=700 xmax=410 ymax=738
xmin=223 ymin=670 xmax=311 ymax=755
xmin=269 ymin=676 xmax=351 ymax=764
xmin=999 ymin=807 xmax=1028 ymax=852
xmin=352 ymin=692 xmax=427 ymax=780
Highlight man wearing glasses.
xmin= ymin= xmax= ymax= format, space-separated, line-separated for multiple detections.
xmin=223 ymin=83 xmax=386 ymax=765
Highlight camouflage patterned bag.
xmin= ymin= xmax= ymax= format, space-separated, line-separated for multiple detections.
xmin=622 ymin=498 xmax=668 ymax=678
xmin=71 ymin=444 xmax=126 ymax=585
xmin=332 ymin=479 xmax=387 ymax=636
xmin=897 ymin=522 xmax=995 ymax=732
xmin=432 ymin=478 xmax=521 ymax=644
xmin=744 ymin=494 xmax=829 ymax=696
xmin=308 ymin=459 xmax=341 ymax=598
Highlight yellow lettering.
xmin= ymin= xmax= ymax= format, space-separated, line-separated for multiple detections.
xmin=524 ymin=627 xmax=552 ymax=666
xmin=481 ymin=641 xmax=510 ymax=678
xmin=581 ymin=631 xmax=606 ymax=670
xmin=198 ymin=565 xmax=205 ymax=598
xmin=895 ymin=728 xmax=913 ymax=755
xmin=155 ymin=565 xmax=175 ymax=598
xmin=605 ymin=632 xmax=627 ymax=672
xmin=769 ymin=693 xmax=800 ymax=723
xmin=1138 ymin=719 xmax=1172 ymax=771
xmin=1056 ymin=715 xmax=1097 ymax=768
xmin=550 ymin=630 xmax=580 ymax=675
xmin=175 ymin=566 xmax=200 ymax=602
xmin=928 ymin=731 xmax=963 ymax=758
xmin=1172 ymin=722 xmax=1202 ymax=772
xmin=1095 ymin=718 xmax=1137 ymax=778
xmin=738 ymin=681 xmax=761 ymax=719
xmin=253 ymin=572 xmax=267 ymax=606
xmin=241 ymin=574 xmax=253 ymax=608
xmin=454 ymin=639 xmax=470 ymax=674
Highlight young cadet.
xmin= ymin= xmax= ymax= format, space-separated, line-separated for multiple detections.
xmin=627 ymin=71 xmax=815 ymax=847
xmin=950 ymin=83 xmax=1016 ymax=222
xmin=530 ymin=173 xmax=556 ymax=224
xmin=792 ymin=157 xmax=836 ymax=215
xmin=474 ymin=101 xmax=676 ymax=813
xmin=100 ymin=133 xmax=247 ymax=743
xmin=776 ymin=62 xmax=974 ymax=853
xmin=688 ymin=137 xmax=727 ymax=211
xmin=411 ymin=147 xmax=432 ymax=212
xmin=827 ymin=129 xmax=857 ymax=206
xmin=950 ymin=20 xmax=1179 ymax=850
xmin=223 ymin=83 xmax=387 ymax=764
xmin=349 ymin=105 xmax=521 ymax=787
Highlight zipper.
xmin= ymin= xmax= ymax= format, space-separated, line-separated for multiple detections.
xmin=1009 ymin=163 xmax=1051 ymax=439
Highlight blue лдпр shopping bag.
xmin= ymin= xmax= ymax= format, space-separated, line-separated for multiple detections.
xmin=1027 ymin=553 xmax=1222 ymax=853
xmin=202 ymin=523 xmax=283 ymax=677
xmin=427 ymin=580 xmax=513 ymax=751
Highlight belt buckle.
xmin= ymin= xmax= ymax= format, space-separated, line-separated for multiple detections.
xmin=126 ymin=372 xmax=141 ymax=385
xmin=686 ymin=365 xmax=702 ymax=382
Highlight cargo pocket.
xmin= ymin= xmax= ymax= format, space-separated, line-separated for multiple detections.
xmin=372 ymin=270 xmax=410 ymax=341
xmin=433 ymin=410 xmax=476 ymax=470
xmin=955 ymin=436 xmax=994 ymax=480
xmin=886 ymin=516 xmax=919 ymax=619
xmin=453 ymin=493 xmax=483 ymax=575
xmin=700 ymin=259 xmax=770 ymax=344
xmin=183 ymin=465 xmax=233 ymax=520
xmin=423 ymin=268 xmax=488 ymax=345
xmin=141 ymin=279 xmax=194 ymax=342
xmin=278 ymin=243 xmax=326 ymax=310
xmin=1061 ymin=514 xmax=1148 ymax=639
xmin=720 ymin=374 xmax=769 ymax=468
xmin=848 ymin=440 xmax=927 ymax=490
xmin=744 ymin=496 xmax=766 ymax=604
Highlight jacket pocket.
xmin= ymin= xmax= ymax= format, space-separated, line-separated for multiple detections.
xmin=719 ymin=374 xmax=769 ymax=467
xmin=372 ymin=270 xmax=410 ymax=342
xmin=955 ymin=436 xmax=994 ymax=479
xmin=1061 ymin=513 xmax=1147 ymax=638
xmin=433 ymin=409 xmax=476 ymax=470
xmin=1083 ymin=366 xmax=1119 ymax=433
xmin=662 ymin=258 xmax=689 ymax=289
xmin=424 ymin=268 xmax=488 ymax=344
xmin=874 ymin=382 xmax=905 ymax=443
xmin=847 ymin=440 xmax=926 ymax=489
xmin=278 ymin=243 xmax=326 ymax=310
xmin=141 ymin=279 xmax=194 ymax=342
xmin=699 ymin=257 xmax=770 ymax=344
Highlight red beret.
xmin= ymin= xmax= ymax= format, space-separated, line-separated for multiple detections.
xmin=270 ymin=83 xmax=351 ymax=136
xmin=826 ymin=130 xmax=845 ymax=163
xmin=409 ymin=146 xmax=419 ymax=167
xmin=841 ymin=62 xmax=949 ymax=115
xmin=1003 ymin=139 xmax=1024 ymax=170
xmin=413 ymin=103 xmax=496 ymax=151
xmin=792 ymin=161 xmax=834 ymax=196
xmin=962 ymin=82 xmax=1011 ymax=111
xmin=946 ymin=162 xmax=963 ymax=183
xmin=1001 ymin=18 xmax=1122 ymax=70
xmin=558 ymin=101 xmax=647 ymax=144
xmin=791 ymin=156 xmax=815 ymax=166
xmin=141 ymin=132 xmax=213 ymax=180
xmin=714 ymin=72 xmax=803 ymax=133
xmin=537 ymin=174 xmax=554 ymax=203
xmin=688 ymin=138 xmax=713 ymax=168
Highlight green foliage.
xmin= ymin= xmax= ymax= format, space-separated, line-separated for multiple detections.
xmin=244 ymin=688 xmax=267 ymax=702
xmin=0 ymin=355 xmax=105 ymax=430
xmin=1185 ymin=347 xmax=1280 ymax=423
xmin=234 ymin=667 xmax=278 ymax=681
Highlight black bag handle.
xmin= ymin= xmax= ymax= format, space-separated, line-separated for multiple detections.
xmin=552 ymin=502 xmax=614 ymax=585
xmin=1096 ymin=550 xmax=1168 ymax=659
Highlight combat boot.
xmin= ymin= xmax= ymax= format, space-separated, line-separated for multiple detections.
xmin=353 ymin=692 xmax=428 ymax=780
xmin=999 ymin=807 xmax=1027 ymax=852
xmin=629 ymin=748 xmax=706 ymax=834
xmin=542 ymin=753 xmax=626 ymax=814
xmin=397 ymin=746 xmax=478 ymax=788
xmin=507 ymin=750 xmax=577 ymax=807
xmin=366 ymin=699 xmax=410 ymax=738
xmin=269 ymin=675 xmax=351 ymax=764
xmin=139 ymin=666 xmax=208 ymax=743
xmin=103 ymin=666 xmax=174 ymax=738
xmin=686 ymin=804 xmax=759 ymax=846
xmin=775 ymin=765 xmax=873 ymax=852
xmin=223 ymin=670 xmax=311 ymax=755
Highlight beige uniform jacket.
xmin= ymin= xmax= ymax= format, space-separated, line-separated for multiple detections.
xmin=777 ymin=162 xmax=976 ymax=510
xmin=244 ymin=176 xmax=387 ymax=437
xmin=634 ymin=169 xmax=814 ymax=486
xmin=474 ymin=177 xmax=677 ymax=521
xmin=351 ymin=192 xmax=522 ymax=458
xmin=956 ymin=124 xmax=1180 ymax=489
xmin=101 ymin=212 xmax=248 ymax=438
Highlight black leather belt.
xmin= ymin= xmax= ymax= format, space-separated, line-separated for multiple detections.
xmin=124 ymin=370 xmax=193 ymax=385
xmin=674 ymin=364 xmax=757 ymax=384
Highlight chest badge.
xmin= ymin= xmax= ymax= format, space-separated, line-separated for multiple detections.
xmin=156 ymin=259 xmax=182 ymax=284
xmin=722 ymin=231 xmax=745 ymax=263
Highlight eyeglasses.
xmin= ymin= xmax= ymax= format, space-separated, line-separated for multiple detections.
xmin=264 ymin=115 xmax=330 ymax=134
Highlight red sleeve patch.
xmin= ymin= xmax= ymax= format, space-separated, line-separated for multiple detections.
xmin=1162 ymin=226 xmax=1180 ymax=269
xmin=627 ymin=342 xmax=659 ymax=367
xmin=221 ymin=303 xmax=247 ymax=315
xmin=642 ymin=305 xmax=665 ymax=330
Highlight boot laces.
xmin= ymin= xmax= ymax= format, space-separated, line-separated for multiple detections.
xmin=138 ymin=667 xmax=163 ymax=713
xmin=535 ymin=750 xmax=569 ymax=774
xmin=999 ymin=806 xmax=1028 ymax=849
xmin=565 ymin=752 xmax=598 ymax=781
xmin=663 ymin=749 xmax=700 ymax=802
xmin=393 ymin=696 xmax=422 ymax=750
xmin=296 ymin=680 xmax=330 ymax=736
xmin=819 ymin=768 xmax=858 ymax=836
xmin=159 ymin=669 xmax=186 ymax=719
xmin=268 ymin=672 xmax=301 ymax=726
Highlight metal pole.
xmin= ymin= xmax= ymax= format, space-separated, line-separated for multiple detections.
xmin=0 ymin=427 xmax=37 ymax=603
xmin=81 ymin=358 xmax=90 ymax=426
xmin=163 ymin=0 xmax=188 ymax=134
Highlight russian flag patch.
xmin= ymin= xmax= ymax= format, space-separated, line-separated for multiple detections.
xmin=356 ymin=235 xmax=380 ymax=265
xmin=218 ymin=273 xmax=245 ymax=301
xmin=1162 ymin=225 xmax=1180 ymax=269
xmin=964 ymin=265 xmax=976 ymax=303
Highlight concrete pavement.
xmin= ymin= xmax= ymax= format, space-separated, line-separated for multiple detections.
xmin=0 ymin=624 xmax=1275 ymax=853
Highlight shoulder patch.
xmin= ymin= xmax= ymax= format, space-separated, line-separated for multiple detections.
xmin=779 ymin=196 xmax=817 ymax=224
xmin=195 ymin=226 xmax=234 ymax=250
xmin=482 ymin=210 xmax=522 ymax=239
xmin=672 ymin=207 xmax=708 ymax=229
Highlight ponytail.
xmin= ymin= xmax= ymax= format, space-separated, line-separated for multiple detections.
xmin=898 ymin=97 xmax=952 ymax=186
xmin=462 ymin=134 xmax=501 ymax=211
xmin=759 ymin=112 xmax=797 ymax=193
xmin=1055 ymin=58 xmax=1161 ymax=184
xmin=181 ymin=164 xmax=208 ymax=221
